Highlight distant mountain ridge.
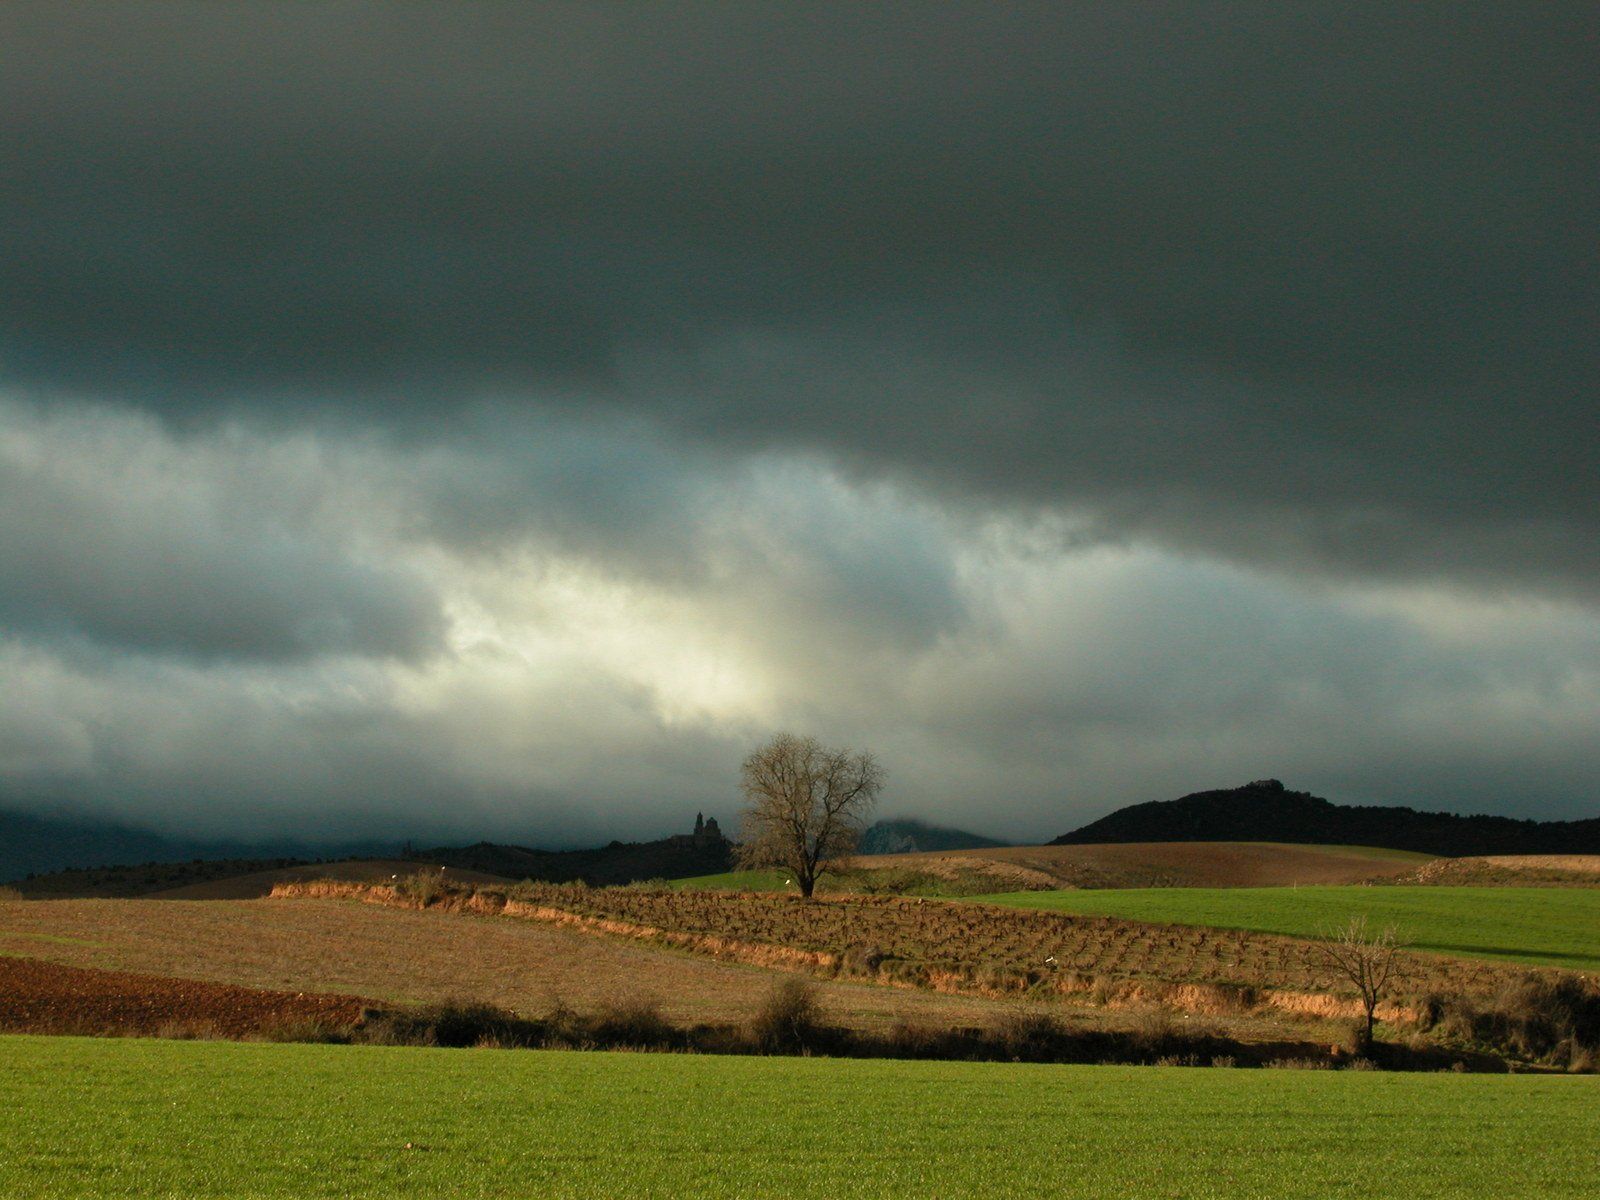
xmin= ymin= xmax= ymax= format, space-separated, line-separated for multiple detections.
xmin=413 ymin=814 xmax=734 ymax=885
xmin=857 ymin=818 xmax=1004 ymax=855
xmin=1052 ymin=779 xmax=1600 ymax=857
xmin=0 ymin=805 xmax=391 ymax=884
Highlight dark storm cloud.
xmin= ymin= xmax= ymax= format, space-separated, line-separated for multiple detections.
xmin=2 ymin=3 xmax=1595 ymax=597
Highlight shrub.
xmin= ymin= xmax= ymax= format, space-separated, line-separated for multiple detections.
xmin=540 ymin=997 xmax=588 ymax=1047
xmin=396 ymin=870 xmax=448 ymax=907
xmin=152 ymin=1019 xmax=224 ymax=1041
xmin=1334 ymin=1018 xmax=1370 ymax=1056
xmin=841 ymin=943 xmax=887 ymax=974
xmin=1416 ymin=974 xmax=1600 ymax=1063
xmin=750 ymin=978 xmax=823 ymax=1052
xmin=253 ymin=1019 xmax=350 ymax=1044
xmin=0 ymin=885 xmax=23 ymax=901
xmin=1129 ymin=1007 xmax=1179 ymax=1055
xmin=993 ymin=1011 xmax=1067 ymax=1062
xmin=884 ymin=1020 xmax=944 ymax=1059
xmin=358 ymin=1000 xmax=539 ymax=1049
xmin=592 ymin=997 xmax=677 ymax=1049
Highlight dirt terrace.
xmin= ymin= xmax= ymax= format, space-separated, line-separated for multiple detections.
xmin=0 ymin=955 xmax=369 ymax=1037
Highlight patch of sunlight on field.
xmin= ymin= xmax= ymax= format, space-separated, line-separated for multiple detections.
xmin=975 ymin=886 xmax=1600 ymax=969
xmin=1 ymin=1037 xmax=1595 ymax=1199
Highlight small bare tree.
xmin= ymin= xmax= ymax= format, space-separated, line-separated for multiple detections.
xmin=1315 ymin=916 xmax=1407 ymax=1050
xmin=736 ymin=733 xmax=883 ymax=899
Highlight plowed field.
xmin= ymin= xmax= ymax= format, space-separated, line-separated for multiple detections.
xmin=0 ymin=956 xmax=368 ymax=1037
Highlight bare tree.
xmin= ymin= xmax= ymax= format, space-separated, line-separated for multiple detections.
xmin=736 ymin=733 xmax=883 ymax=898
xmin=1315 ymin=916 xmax=1407 ymax=1050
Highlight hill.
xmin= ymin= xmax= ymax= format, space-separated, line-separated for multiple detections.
xmin=856 ymin=818 xmax=1004 ymax=855
xmin=1053 ymin=780 xmax=1600 ymax=857
xmin=5 ymin=809 xmax=732 ymax=895
xmin=0 ymin=804 xmax=392 ymax=886
xmin=414 ymin=813 xmax=734 ymax=885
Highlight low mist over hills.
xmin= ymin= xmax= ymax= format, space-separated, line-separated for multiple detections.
xmin=1053 ymin=780 xmax=1600 ymax=857
xmin=856 ymin=819 xmax=1004 ymax=856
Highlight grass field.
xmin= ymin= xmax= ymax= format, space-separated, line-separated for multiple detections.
xmin=976 ymin=886 xmax=1600 ymax=969
xmin=1 ymin=1036 xmax=1594 ymax=1199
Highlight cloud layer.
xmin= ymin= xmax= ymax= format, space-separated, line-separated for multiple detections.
xmin=0 ymin=6 xmax=1595 ymax=841
xmin=2 ymin=397 xmax=1596 ymax=843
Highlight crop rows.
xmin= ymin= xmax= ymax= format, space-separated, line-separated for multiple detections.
xmin=488 ymin=882 xmax=1513 ymax=1004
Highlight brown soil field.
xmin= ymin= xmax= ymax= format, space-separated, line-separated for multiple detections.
xmin=147 ymin=859 xmax=514 ymax=899
xmin=851 ymin=841 xmax=1432 ymax=889
xmin=0 ymin=954 xmax=368 ymax=1036
xmin=0 ymin=897 xmax=1034 ymax=1032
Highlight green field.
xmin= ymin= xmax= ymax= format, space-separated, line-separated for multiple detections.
xmin=974 ymin=886 xmax=1600 ymax=969
xmin=1 ymin=1037 xmax=1594 ymax=1199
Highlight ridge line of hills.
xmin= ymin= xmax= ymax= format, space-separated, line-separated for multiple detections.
xmin=0 ymin=809 xmax=997 ymax=892
xmin=8 ymin=783 xmax=1598 ymax=895
xmin=1053 ymin=779 xmax=1600 ymax=857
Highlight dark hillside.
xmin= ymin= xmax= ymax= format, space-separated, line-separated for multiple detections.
xmin=416 ymin=814 xmax=733 ymax=885
xmin=1053 ymin=780 xmax=1600 ymax=856
xmin=0 ymin=804 xmax=387 ymax=888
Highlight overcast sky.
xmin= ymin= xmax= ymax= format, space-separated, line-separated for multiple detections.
xmin=1 ymin=4 xmax=1595 ymax=846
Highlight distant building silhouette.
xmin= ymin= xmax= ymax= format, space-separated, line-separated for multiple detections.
xmin=671 ymin=812 xmax=725 ymax=849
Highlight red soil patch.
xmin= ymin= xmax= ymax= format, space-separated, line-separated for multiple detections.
xmin=0 ymin=955 xmax=370 ymax=1037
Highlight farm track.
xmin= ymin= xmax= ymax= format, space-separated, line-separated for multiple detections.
xmin=0 ymin=955 xmax=369 ymax=1037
